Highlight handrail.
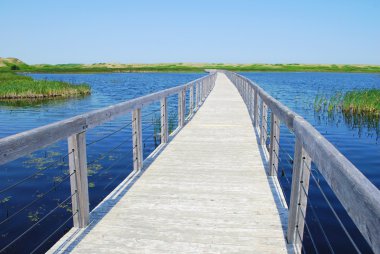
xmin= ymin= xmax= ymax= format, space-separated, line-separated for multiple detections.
xmin=224 ymin=70 xmax=380 ymax=253
xmin=0 ymin=74 xmax=215 ymax=165
xmin=0 ymin=72 xmax=217 ymax=252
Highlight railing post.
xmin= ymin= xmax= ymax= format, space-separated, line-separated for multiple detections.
xmin=260 ymin=101 xmax=268 ymax=145
xmin=189 ymin=85 xmax=194 ymax=115
xmin=68 ymin=131 xmax=89 ymax=228
xmin=178 ymin=88 xmax=185 ymax=127
xmin=253 ymin=91 xmax=259 ymax=128
xmin=196 ymin=82 xmax=200 ymax=108
xmin=132 ymin=108 xmax=143 ymax=171
xmin=269 ymin=113 xmax=280 ymax=176
xmin=248 ymin=85 xmax=252 ymax=116
xmin=250 ymin=87 xmax=255 ymax=120
xmin=202 ymin=80 xmax=206 ymax=101
xmin=160 ymin=97 xmax=168 ymax=143
xmin=287 ymin=137 xmax=312 ymax=251
xmin=246 ymin=82 xmax=249 ymax=108
xmin=198 ymin=81 xmax=203 ymax=104
xmin=243 ymin=81 xmax=246 ymax=101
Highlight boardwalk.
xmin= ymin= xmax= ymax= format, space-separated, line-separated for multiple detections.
xmin=49 ymin=73 xmax=292 ymax=253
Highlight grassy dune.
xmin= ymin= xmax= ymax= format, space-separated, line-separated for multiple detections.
xmin=21 ymin=63 xmax=380 ymax=73
xmin=1 ymin=57 xmax=380 ymax=73
xmin=0 ymin=72 xmax=90 ymax=99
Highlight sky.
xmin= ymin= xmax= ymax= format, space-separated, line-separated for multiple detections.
xmin=1 ymin=0 xmax=379 ymax=65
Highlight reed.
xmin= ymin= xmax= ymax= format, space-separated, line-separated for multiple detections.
xmin=0 ymin=72 xmax=90 ymax=99
xmin=314 ymin=89 xmax=380 ymax=114
xmin=342 ymin=89 xmax=380 ymax=113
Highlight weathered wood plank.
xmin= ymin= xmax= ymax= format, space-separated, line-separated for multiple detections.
xmin=48 ymin=73 xmax=290 ymax=254
xmin=68 ymin=132 xmax=90 ymax=228
xmin=132 ymin=108 xmax=143 ymax=172
xmin=294 ymin=117 xmax=380 ymax=252
xmin=269 ymin=113 xmax=280 ymax=176
xmin=260 ymin=100 xmax=268 ymax=146
xmin=160 ymin=97 xmax=168 ymax=143
xmin=0 ymin=117 xmax=86 ymax=165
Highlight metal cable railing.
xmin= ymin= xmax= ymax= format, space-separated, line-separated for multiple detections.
xmin=0 ymin=72 xmax=217 ymax=252
xmin=30 ymin=209 xmax=78 ymax=254
xmin=302 ymin=159 xmax=361 ymax=253
xmin=0 ymin=170 xmax=74 ymax=227
xmin=0 ymin=190 xmax=76 ymax=253
xmin=86 ymin=119 xmax=134 ymax=147
xmin=0 ymin=150 xmax=72 ymax=195
xmin=225 ymin=70 xmax=379 ymax=253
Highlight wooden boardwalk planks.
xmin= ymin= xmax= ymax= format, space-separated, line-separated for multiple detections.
xmin=49 ymin=73 xmax=292 ymax=253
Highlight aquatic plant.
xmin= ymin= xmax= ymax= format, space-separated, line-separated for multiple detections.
xmin=28 ymin=211 xmax=40 ymax=222
xmin=314 ymin=89 xmax=380 ymax=114
xmin=314 ymin=89 xmax=380 ymax=139
xmin=342 ymin=89 xmax=380 ymax=113
xmin=151 ymin=111 xmax=178 ymax=146
xmin=0 ymin=72 xmax=90 ymax=99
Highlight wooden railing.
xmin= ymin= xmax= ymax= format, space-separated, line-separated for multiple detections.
xmin=0 ymin=73 xmax=216 ymax=252
xmin=225 ymin=71 xmax=380 ymax=253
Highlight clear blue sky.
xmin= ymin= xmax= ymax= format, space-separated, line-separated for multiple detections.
xmin=1 ymin=0 xmax=379 ymax=64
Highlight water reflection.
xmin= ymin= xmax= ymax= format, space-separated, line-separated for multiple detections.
xmin=0 ymin=96 xmax=88 ymax=108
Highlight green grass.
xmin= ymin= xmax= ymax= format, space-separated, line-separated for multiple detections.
xmin=314 ymin=89 xmax=380 ymax=114
xmin=24 ymin=63 xmax=380 ymax=73
xmin=0 ymin=72 xmax=91 ymax=99
xmin=342 ymin=89 xmax=380 ymax=113
xmin=2 ymin=57 xmax=380 ymax=73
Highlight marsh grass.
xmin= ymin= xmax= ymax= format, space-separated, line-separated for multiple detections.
xmin=2 ymin=57 xmax=380 ymax=73
xmin=0 ymin=72 xmax=90 ymax=99
xmin=152 ymin=112 xmax=178 ymax=146
xmin=314 ymin=89 xmax=380 ymax=114
xmin=314 ymin=89 xmax=380 ymax=139
xmin=342 ymin=89 xmax=380 ymax=113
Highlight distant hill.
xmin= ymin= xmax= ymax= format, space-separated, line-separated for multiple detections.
xmin=0 ymin=57 xmax=29 ymax=70
xmin=1 ymin=57 xmax=380 ymax=73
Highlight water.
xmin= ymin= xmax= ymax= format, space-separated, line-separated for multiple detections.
xmin=241 ymin=72 xmax=380 ymax=253
xmin=0 ymin=73 xmax=204 ymax=253
xmin=0 ymin=72 xmax=379 ymax=253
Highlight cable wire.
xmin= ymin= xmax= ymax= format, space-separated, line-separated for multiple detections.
xmin=30 ymin=210 xmax=78 ymax=254
xmin=302 ymin=160 xmax=361 ymax=253
xmin=86 ymin=120 xmax=134 ymax=147
xmin=0 ymin=151 xmax=73 ymax=195
xmin=0 ymin=192 xmax=76 ymax=253
xmin=0 ymin=171 xmax=74 ymax=227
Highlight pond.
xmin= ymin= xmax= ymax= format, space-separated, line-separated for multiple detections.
xmin=241 ymin=72 xmax=380 ymax=253
xmin=0 ymin=72 xmax=379 ymax=253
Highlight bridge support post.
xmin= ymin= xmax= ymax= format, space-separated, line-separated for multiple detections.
xmin=287 ymin=137 xmax=311 ymax=251
xmin=178 ymin=89 xmax=186 ymax=127
xmin=260 ymin=101 xmax=268 ymax=146
xmin=269 ymin=113 xmax=280 ymax=176
xmin=68 ymin=131 xmax=89 ymax=228
xmin=132 ymin=108 xmax=143 ymax=172
xmin=160 ymin=97 xmax=168 ymax=143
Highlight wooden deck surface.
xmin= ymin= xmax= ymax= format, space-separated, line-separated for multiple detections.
xmin=49 ymin=73 xmax=292 ymax=253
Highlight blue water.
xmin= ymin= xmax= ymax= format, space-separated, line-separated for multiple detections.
xmin=241 ymin=72 xmax=380 ymax=254
xmin=0 ymin=72 xmax=379 ymax=253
